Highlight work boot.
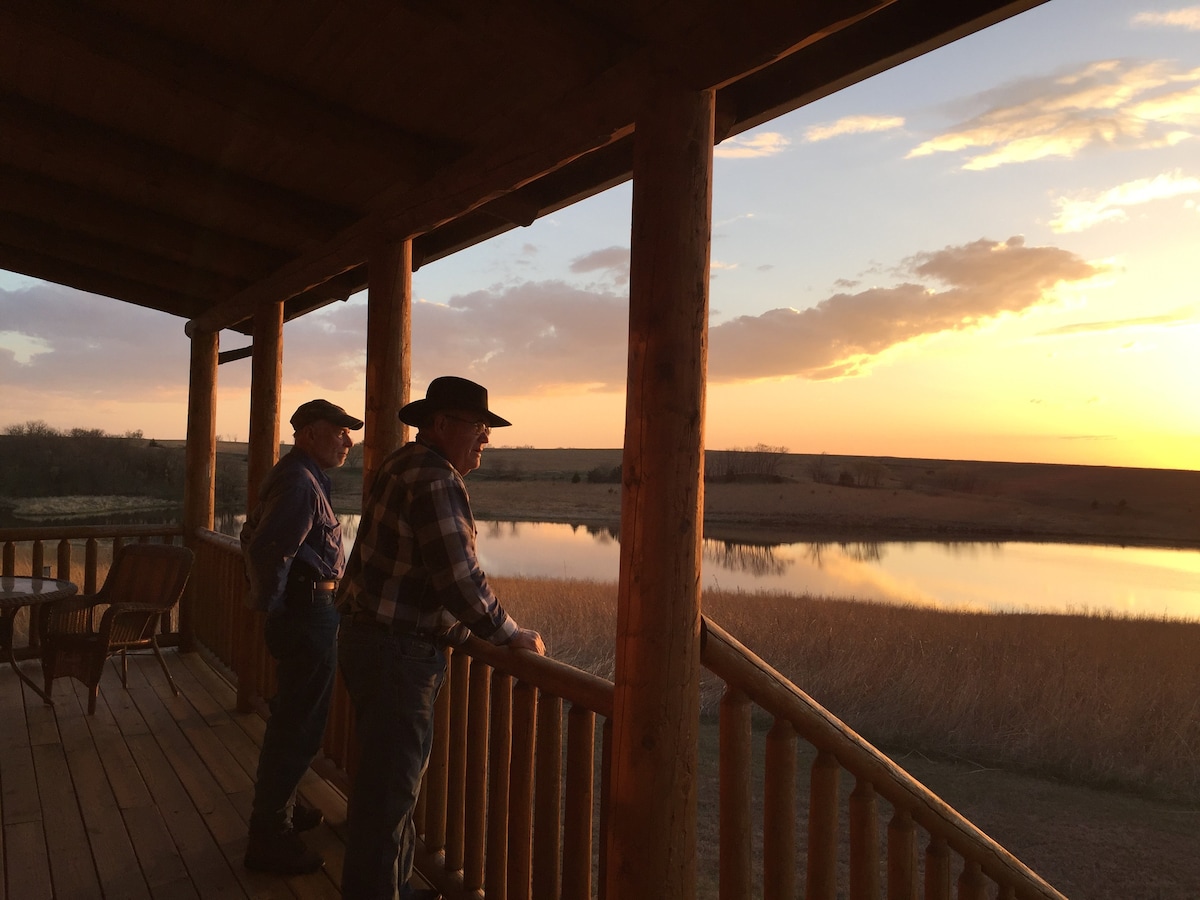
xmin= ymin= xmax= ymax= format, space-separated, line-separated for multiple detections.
xmin=290 ymin=801 xmax=324 ymax=833
xmin=244 ymin=830 xmax=324 ymax=875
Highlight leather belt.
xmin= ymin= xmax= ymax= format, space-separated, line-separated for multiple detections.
xmin=283 ymin=575 xmax=339 ymax=609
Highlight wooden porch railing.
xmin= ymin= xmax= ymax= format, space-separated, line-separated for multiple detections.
xmin=701 ymin=619 xmax=1066 ymax=900
xmin=0 ymin=524 xmax=185 ymax=656
xmin=40 ymin=525 xmax=1065 ymax=900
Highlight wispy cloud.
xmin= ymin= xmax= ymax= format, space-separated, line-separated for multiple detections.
xmin=1036 ymin=305 xmax=1198 ymax=335
xmin=1132 ymin=6 xmax=1200 ymax=30
xmin=1050 ymin=170 xmax=1200 ymax=231
xmin=804 ymin=114 xmax=905 ymax=143
xmin=907 ymin=59 xmax=1200 ymax=170
xmin=569 ymin=246 xmax=630 ymax=284
xmin=411 ymin=282 xmax=630 ymax=392
xmin=714 ymin=132 xmax=790 ymax=159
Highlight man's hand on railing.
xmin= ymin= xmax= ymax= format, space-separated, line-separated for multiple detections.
xmin=508 ymin=627 xmax=546 ymax=655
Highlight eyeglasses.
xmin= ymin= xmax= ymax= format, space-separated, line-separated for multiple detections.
xmin=443 ymin=414 xmax=491 ymax=436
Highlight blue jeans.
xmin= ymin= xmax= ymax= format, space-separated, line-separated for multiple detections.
xmin=250 ymin=600 xmax=339 ymax=835
xmin=338 ymin=620 xmax=447 ymax=900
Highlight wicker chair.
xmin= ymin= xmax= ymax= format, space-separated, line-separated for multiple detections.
xmin=40 ymin=542 xmax=194 ymax=714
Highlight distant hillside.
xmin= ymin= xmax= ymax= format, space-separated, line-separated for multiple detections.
xmin=7 ymin=437 xmax=1196 ymax=545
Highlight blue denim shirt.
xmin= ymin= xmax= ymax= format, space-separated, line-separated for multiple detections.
xmin=242 ymin=449 xmax=344 ymax=612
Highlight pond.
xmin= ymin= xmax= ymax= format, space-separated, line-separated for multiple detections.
xmin=222 ymin=513 xmax=1200 ymax=621
xmin=6 ymin=507 xmax=1193 ymax=620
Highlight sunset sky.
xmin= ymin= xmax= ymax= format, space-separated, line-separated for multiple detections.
xmin=2 ymin=0 xmax=1198 ymax=471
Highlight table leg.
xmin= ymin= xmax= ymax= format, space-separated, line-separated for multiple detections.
xmin=1 ymin=610 xmax=54 ymax=705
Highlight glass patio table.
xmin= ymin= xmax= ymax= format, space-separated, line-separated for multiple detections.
xmin=0 ymin=575 xmax=78 ymax=705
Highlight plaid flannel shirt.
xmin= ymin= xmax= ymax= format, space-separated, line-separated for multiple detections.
xmin=339 ymin=439 xmax=518 ymax=645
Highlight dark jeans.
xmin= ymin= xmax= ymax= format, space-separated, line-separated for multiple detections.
xmin=338 ymin=619 xmax=447 ymax=900
xmin=249 ymin=599 xmax=339 ymax=835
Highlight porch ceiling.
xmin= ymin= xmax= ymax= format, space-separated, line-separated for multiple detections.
xmin=0 ymin=0 xmax=1046 ymax=336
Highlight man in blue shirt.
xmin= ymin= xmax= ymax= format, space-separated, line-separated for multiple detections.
xmin=242 ymin=398 xmax=363 ymax=875
xmin=338 ymin=376 xmax=544 ymax=900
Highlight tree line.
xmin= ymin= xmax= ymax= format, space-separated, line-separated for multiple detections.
xmin=0 ymin=420 xmax=243 ymax=506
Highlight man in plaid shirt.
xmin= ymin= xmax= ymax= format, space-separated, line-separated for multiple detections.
xmin=337 ymin=376 xmax=545 ymax=900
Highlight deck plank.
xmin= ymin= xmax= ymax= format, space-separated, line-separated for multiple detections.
xmin=50 ymin=681 xmax=149 ymax=898
xmin=0 ymin=650 xmax=352 ymax=900
xmin=32 ymin=740 xmax=104 ymax=898
xmin=123 ymin=657 xmax=299 ymax=900
xmin=4 ymin=820 xmax=51 ymax=900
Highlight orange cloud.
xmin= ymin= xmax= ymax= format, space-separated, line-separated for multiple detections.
xmin=709 ymin=237 xmax=1105 ymax=381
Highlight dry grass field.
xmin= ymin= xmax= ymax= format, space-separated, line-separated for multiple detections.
xmin=494 ymin=574 xmax=1200 ymax=900
xmin=467 ymin=448 xmax=1200 ymax=548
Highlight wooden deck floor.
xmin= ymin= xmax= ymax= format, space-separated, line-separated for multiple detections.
xmin=0 ymin=649 xmax=349 ymax=900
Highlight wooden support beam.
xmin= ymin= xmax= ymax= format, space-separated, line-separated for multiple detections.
xmin=718 ymin=0 xmax=1048 ymax=135
xmin=246 ymin=302 xmax=284 ymax=514
xmin=607 ymin=79 xmax=713 ymax=900
xmin=0 ymin=92 xmax=353 ymax=248
xmin=0 ymin=244 xmax=208 ymax=319
xmin=241 ymin=302 xmax=282 ymax=711
xmin=0 ymin=0 xmax=442 ymax=184
xmin=182 ymin=327 xmax=218 ymax=652
xmin=0 ymin=165 xmax=285 ymax=280
xmin=0 ymin=212 xmax=248 ymax=300
xmin=217 ymin=345 xmax=253 ymax=365
xmin=362 ymin=240 xmax=412 ymax=499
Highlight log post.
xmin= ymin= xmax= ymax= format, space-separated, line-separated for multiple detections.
xmin=182 ymin=326 xmax=218 ymax=651
xmin=238 ymin=300 xmax=283 ymax=712
xmin=246 ymin=300 xmax=283 ymax=512
xmin=607 ymin=77 xmax=713 ymax=900
xmin=363 ymin=239 xmax=412 ymax=499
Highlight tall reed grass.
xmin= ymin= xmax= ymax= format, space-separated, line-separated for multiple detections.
xmin=492 ymin=575 xmax=1200 ymax=803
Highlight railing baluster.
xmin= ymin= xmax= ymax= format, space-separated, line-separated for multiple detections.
xmin=533 ymin=693 xmax=563 ymax=900
xmin=31 ymin=539 xmax=44 ymax=577
xmin=55 ymin=538 xmax=70 ymax=579
xmin=719 ymin=686 xmax=752 ymax=900
xmin=421 ymin=656 xmax=452 ymax=853
xmin=446 ymin=648 xmax=471 ymax=872
xmin=808 ymin=748 xmax=840 ymax=900
xmin=888 ymin=808 xmax=918 ymax=900
xmin=850 ymin=778 xmax=881 ymax=900
xmin=763 ymin=717 xmax=797 ymax=900
xmin=84 ymin=538 xmax=97 ymax=594
xmin=599 ymin=716 xmax=613 ymax=900
xmin=2 ymin=541 xmax=13 ymax=576
xmin=925 ymin=835 xmax=951 ymax=900
xmin=464 ymin=658 xmax=492 ymax=891
xmin=562 ymin=703 xmax=595 ymax=900
xmin=485 ymin=670 xmax=513 ymax=900
xmin=507 ymin=680 xmax=537 ymax=900
xmin=957 ymin=859 xmax=988 ymax=900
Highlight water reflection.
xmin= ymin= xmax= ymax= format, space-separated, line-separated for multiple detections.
xmin=215 ymin=514 xmax=1199 ymax=621
xmin=704 ymin=540 xmax=791 ymax=577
